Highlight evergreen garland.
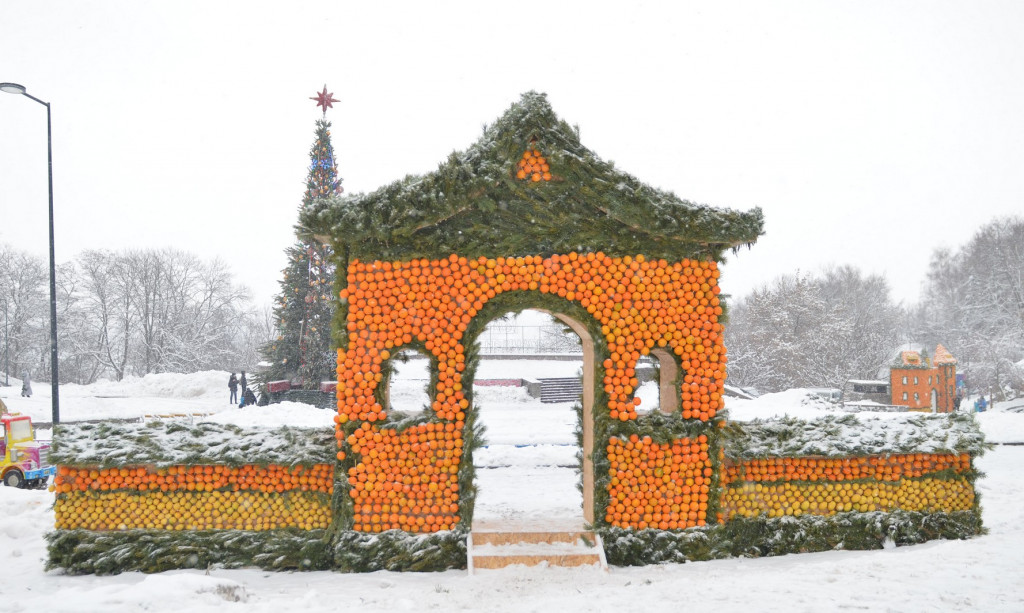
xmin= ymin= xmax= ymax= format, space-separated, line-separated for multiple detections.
xmin=721 ymin=413 xmax=989 ymax=460
xmin=332 ymin=528 xmax=468 ymax=572
xmin=46 ymin=529 xmax=333 ymax=575
xmin=50 ymin=421 xmax=336 ymax=468
xmin=600 ymin=510 xmax=985 ymax=566
xmin=300 ymin=92 xmax=764 ymax=330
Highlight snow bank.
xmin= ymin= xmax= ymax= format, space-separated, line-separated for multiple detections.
xmin=974 ymin=410 xmax=1024 ymax=444
xmin=200 ymin=402 xmax=336 ymax=429
xmin=62 ymin=370 xmax=228 ymax=400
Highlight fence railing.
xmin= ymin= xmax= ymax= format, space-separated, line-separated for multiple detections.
xmin=476 ymin=324 xmax=582 ymax=355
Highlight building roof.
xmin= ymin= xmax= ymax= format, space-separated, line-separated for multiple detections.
xmin=933 ymin=344 xmax=957 ymax=365
xmin=899 ymin=350 xmax=923 ymax=366
xmin=300 ymin=91 xmax=764 ymax=263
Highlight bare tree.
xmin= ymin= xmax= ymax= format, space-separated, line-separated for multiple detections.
xmin=0 ymin=244 xmax=48 ymax=382
xmin=71 ymin=250 xmax=135 ymax=381
xmin=917 ymin=216 xmax=1024 ymax=398
xmin=726 ymin=268 xmax=903 ymax=393
xmin=47 ymin=247 xmax=272 ymax=382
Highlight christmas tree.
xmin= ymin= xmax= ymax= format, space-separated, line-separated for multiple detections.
xmin=261 ymin=87 xmax=343 ymax=388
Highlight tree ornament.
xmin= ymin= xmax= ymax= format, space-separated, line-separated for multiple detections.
xmin=310 ymin=85 xmax=339 ymax=115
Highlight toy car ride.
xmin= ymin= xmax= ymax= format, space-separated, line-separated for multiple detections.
xmin=1 ymin=413 xmax=56 ymax=489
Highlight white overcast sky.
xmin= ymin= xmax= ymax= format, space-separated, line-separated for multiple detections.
xmin=2 ymin=1 xmax=1023 ymax=309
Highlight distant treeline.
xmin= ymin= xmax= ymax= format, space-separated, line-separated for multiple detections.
xmin=726 ymin=216 xmax=1024 ymax=398
xmin=1 ymin=246 xmax=272 ymax=384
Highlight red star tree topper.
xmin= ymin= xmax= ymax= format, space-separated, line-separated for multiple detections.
xmin=310 ymin=85 xmax=339 ymax=115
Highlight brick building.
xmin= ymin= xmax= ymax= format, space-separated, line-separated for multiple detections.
xmin=890 ymin=344 xmax=957 ymax=412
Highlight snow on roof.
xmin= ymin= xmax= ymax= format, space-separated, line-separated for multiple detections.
xmin=900 ymin=350 xmax=923 ymax=366
xmin=933 ymin=344 xmax=957 ymax=365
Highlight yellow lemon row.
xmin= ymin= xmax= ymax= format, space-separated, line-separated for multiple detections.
xmin=55 ymin=490 xmax=332 ymax=531
xmin=721 ymin=477 xmax=974 ymax=520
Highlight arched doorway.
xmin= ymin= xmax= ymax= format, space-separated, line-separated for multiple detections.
xmin=471 ymin=309 xmax=596 ymax=530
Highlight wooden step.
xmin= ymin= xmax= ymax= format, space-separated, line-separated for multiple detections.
xmin=468 ymin=530 xmax=607 ymax=572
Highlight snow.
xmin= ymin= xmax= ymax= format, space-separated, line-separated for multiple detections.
xmin=2 ymin=372 xmax=1024 ymax=611
xmin=473 ymin=385 xmax=582 ymax=530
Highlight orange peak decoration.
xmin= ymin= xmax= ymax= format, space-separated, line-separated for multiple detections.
xmin=516 ymin=148 xmax=552 ymax=182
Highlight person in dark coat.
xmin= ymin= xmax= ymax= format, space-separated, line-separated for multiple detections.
xmin=242 ymin=388 xmax=257 ymax=407
xmin=21 ymin=372 xmax=31 ymax=397
xmin=228 ymin=373 xmax=239 ymax=405
xmin=240 ymin=371 xmax=248 ymax=394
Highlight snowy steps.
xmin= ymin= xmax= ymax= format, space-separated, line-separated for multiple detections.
xmin=468 ymin=529 xmax=607 ymax=572
xmin=539 ymin=377 xmax=582 ymax=403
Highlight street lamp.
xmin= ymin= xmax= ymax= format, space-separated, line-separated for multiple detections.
xmin=2 ymin=297 xmax=8 ymax=387
xmin=1 ymin=82 xmax=60 ymax=424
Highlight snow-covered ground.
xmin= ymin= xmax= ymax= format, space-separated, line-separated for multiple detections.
xmin=1 ymin=369 xmax=1023 ymax=612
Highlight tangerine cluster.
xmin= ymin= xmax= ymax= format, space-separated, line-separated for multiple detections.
xmin=722 ymin=453 xmax=971 ymax=485
xmin=605 ymin=434 xmax=713 ymax=530
xmin=339 ymin=252 xmax=723 ymax=425
xmin=55 ymin=490 xmax=331 ymax=531
xmin=516 ymin=148 xmax=551 ymax=181
xmin=338 ymin=252 xmax=724 ymax=532
xmin=345 ymin=422 xmax=462 ymax=532
xmin=721 ymin=477 xmax=975 ymax=519
xmin=54 ymin=464 xmax=334 ymax=494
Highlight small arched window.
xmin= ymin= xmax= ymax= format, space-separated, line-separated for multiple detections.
xmin=384 ymin=348 xmax=432 ymax=415
xmin=632 ymin=348 xmax=681 ymax=415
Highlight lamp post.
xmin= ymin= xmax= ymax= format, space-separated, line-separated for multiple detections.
xmin=0 ymin=82 xmax=59 ymax=424
xmin=2 ymin=297 xmax=8 ymax=387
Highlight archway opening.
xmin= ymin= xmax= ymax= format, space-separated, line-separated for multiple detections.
xmin=471 ymin=309 xmax=593 ymax=530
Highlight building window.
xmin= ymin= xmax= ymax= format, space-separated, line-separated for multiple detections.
xmin=914 ymin=392 xmax=920 ymax=402
xmin=902 ymin=392 xmax=908 ymax=401
xmin=928 ymin=376 xmax=933 ymax=385
xmin=914 ymin=376 xmax=919 ymax=385
xmin=902 ymin=376 xmax=908 ymax=385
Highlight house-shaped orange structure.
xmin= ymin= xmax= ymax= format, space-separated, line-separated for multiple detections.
xmin=301 ymin=92 xmax=764 ymax=533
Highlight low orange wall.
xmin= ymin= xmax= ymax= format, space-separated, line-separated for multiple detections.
xmin=53 ymin=463 xmax=334 ymax=531
xmin=720 ymin=453 xmax=974 ymax=519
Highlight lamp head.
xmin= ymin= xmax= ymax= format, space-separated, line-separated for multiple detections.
xmin=0 ymin=83 xmax=28 ymax=95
